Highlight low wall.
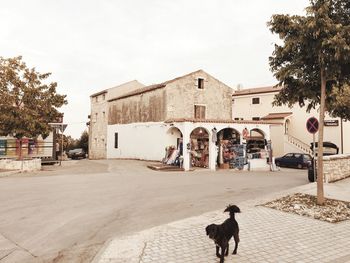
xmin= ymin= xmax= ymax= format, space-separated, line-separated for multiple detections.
xmin=0 ymin=158 xmax=41 ymax=172
xmin=324 ymin=154 xmax=350 ymax=183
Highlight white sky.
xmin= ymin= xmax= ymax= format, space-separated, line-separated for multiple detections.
xmin=0 ymin=0 xmax=309 ymax=139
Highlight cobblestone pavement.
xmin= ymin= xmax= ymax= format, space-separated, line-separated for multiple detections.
xmin=96 ymin=179 xmax=350 ymax=263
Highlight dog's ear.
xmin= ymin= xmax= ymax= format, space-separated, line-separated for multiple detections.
xmin=224 ymin=204 xmax=232 ymax=213
xmin=224 ymin=204 xmax=241 ymax=213
xmin=205 ymin=225 xmax=210 ymax=235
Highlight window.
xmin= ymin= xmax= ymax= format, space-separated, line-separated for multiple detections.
xmin=102 ymin=94 xmax=105 ymax=100
xmin=103 ymin=111 xmax=106 ymax=118
xmin=194 ymin=105 xmax=206 ymax=119
xmin=234 ymin=118 xmax=240 ymax=120
xmin=95 ymin=112 xmax=98 ymax=122
xmin=252 ymin=97 xmax=260 ymax=104
xmin=198 ymin=78 xmax=204 ymax=89
xmin=114 ymin=133 xmax=118 ymax=148
xmin=252 ymin=117 xmax=260 ymax=121
xmin=232 ymin=98 xmax=235 ymax=104
xmin=95 ymin=96 xmax=98 ymax=102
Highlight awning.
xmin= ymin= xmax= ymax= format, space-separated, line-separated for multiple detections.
xmin=261 ymin=112 xmax=293 ymax=120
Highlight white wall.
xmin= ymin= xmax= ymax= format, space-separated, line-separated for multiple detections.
xmin=107 ymin=122 xmax=182 ymax=161
xmin=107 ymin=121 xmax=272 ymax=167
xmin=233 ymin=92 xmax=349 ymax=154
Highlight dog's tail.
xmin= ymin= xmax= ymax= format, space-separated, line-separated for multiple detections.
xmin=224 ymin=205 xmax=241 ymax=217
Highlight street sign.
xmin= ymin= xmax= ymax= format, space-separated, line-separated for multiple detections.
xmin=49 ymin=123 xmax=67 ymax=132
xmin=306 ymin=117 xmax=319 ymax=134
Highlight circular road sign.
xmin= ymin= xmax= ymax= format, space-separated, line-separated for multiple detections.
xmin=306 ymin=117 xmax=319 ymax=134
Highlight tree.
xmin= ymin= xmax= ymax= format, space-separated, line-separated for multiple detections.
xmin=76 ymin=130 xmax=88 ymax=153
xmin=268 ymin=0 xmax=350 ymax=205
xmin=0 ymin=56 xmax=67 ymax=158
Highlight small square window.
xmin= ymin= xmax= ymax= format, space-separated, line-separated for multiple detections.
xmin=198 ymin=78 xmax=204 ymax=89
xmin=252 ymin=98 xmax=260 ymax=104
xmin=252 ymin=117 xmax=260 ymax=121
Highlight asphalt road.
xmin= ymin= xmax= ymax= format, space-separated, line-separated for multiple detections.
xmin=0 ymin=159 xmax=309 ymax=263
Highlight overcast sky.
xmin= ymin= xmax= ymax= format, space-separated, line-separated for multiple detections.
xmin=1 ymin=0 xmax=309 ymax=139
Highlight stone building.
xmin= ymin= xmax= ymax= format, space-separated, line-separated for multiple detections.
xmin=89 ymin=80 xmax=145 ymax=159
xmin=90 ymin=70 xmax=274 ymax=171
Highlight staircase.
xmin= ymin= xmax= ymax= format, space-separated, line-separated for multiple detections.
xmin=285 ymin=134 xmax=313 ymax=155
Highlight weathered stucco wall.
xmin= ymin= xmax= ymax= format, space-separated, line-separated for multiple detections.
xmin=89 ymin=93 xmax=108 ymax=159
xmin=108 ymin=88 xmax=166 ymax=124
xmin=324 ymin=154 xmax=350 ymax=183
xmin=165 ymin=71 xmax=233 ymax=120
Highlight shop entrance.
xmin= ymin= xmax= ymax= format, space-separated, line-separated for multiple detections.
xmin=246 ymin=128 xmax=267 ymax=157
xmin=190 ymin=127 xmax=209 ymax=168
xmin=217 ymin=128 xmax=245 ymax=169
xmin=163 ymin=127 xmax=183 ymax=166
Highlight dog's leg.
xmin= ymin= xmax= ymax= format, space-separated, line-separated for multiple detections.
xmin=216 ymin=245 xmax=221 ymax=258
xmin=232 ymin=233 xmax=239 ymax=255
xmin=225 ymin=243 xmax=229 ymax=256
xmin=220 ymin=245 xmax=225 ymax=263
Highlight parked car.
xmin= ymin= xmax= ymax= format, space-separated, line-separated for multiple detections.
xmin=67 ymin=148 xmax=87 ymax=159
xmin=275 ymin=153 xmax=312 ymax=169
xmin=308 ymin=142 xmax=339 ymax=182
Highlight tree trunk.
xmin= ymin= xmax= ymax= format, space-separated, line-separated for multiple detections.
xmin=317 ymin=68 xmax=326 ymax=205
xmin=18 ymin=138 xmax=23 ymax=160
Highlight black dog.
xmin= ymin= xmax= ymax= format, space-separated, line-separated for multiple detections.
xmin=205 ymin=205 xmax=240 ymax=263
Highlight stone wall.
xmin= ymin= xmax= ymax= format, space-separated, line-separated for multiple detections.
xmin=0 ymin=158 xmax=41 ymax=172
xmin=108 ymin=88 xmax=166 ymax=124
xmin=165 ymin=70 xmax=233 ymax=120
xmin=324 ymin=154 xmax=350 ymax=183
xmin=89 ymin=92 xmax=108 ymax=159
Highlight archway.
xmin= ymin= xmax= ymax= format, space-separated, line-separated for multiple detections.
xmin=217 ymin=128 xmax=244 ymax=169
xmin=250 ymin=128 xmax=265 ymax=139
xmin=190 ymin=127 xmax=209 ymax=168
xmin=247 ymin=128 xmax=267 ymax=154
xmin=164 ymin=127 xmax=183 ymax=165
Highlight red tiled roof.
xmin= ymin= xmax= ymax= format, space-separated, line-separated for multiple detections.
xmin=108 ymin=70 xmax=204 ymax=102
xmin=261 ymin=112 xmax=293 ymax=120
xmin=108 ymin=83 xmax=166 ymax=102
xmin=164 ymin=118 xmax=280 ymax=125
xmin=90 ymin=89 xmax=107 ymax=98
xmin=232 ymin=85 xmax=282 ymax=96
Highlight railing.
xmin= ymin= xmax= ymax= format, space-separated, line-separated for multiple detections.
xmin=285 ymin=134 xmax=313 ymax=155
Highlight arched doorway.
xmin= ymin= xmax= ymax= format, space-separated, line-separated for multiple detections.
xmin=247 ymin=128 xmax=266 ymax=154
xmin=217 ymin=128 xmax=244 ymax=169
xmin=190 ymin=127 xmax=209 ymax=168
xmin=164 ymin=127 xmax=183 ymax=165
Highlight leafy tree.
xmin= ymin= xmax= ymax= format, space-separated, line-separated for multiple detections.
xmin=0 ymin=56 xmax=67 ymax=139
xmin=76 ymin=130 xmax=88 ymax=153
xmin=268 ymin=0 xmax=350 ymax=204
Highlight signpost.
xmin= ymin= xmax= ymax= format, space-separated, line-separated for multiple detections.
xmin=306 ymin=117 xmax=319 ymax=182
xmin=49 ymin=123 xmax=67 ymax=166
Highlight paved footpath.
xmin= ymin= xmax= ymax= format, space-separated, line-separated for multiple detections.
xmin=95 ymin=178 xmax=350 ymax=263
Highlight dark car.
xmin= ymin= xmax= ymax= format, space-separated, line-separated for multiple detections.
xmin=275 ymin=153 xmax=312 ymax=169
xmin=308 ymin=142 xmax=339 ymax=182
xmin=67 ymin=148 xmax=86 ymax=159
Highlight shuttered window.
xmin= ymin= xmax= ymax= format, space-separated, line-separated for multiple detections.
xmin=194 ymin=105 xmax=206 ymax=119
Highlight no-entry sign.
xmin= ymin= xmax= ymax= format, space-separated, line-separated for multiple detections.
xmin=306 ymin=117 xmax=319 ymax=134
